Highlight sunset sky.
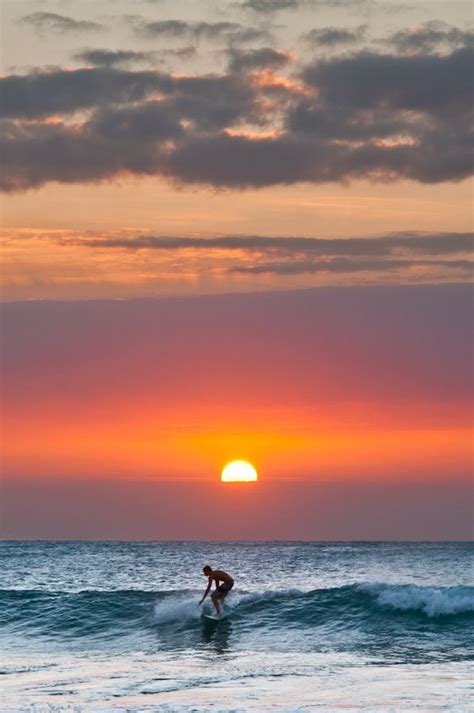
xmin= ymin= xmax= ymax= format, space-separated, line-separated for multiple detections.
xmin=1 ymin=0 xmax=472 ymax=539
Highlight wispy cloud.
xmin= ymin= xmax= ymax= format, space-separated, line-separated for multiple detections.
xmin=74 ymin=49 xmax=155 ymax=68
xmin=237 ymin=0 xmax=301 ymax=13
xmin=229 ymin=258 xmax=473 ymax=275
xmin=303 ymin=25 xmax=368 ymax=47
xmin=237 ymin=0 xmax=377 ymax=13
xmin=385 ymin=21 xmax=473 ymax=54
xmin=3 ymin=229 xmax=472 ymax=300
xmin=62 ymin=231 xmax=474 ymax=280
xmin=130 ymin=18 xmax=272 ymax=44
xmin=68 ymin=232 xmax=474 ymax=257
xmin=226 ymin=47 xmax=291 ymax=73
xmin=19 ymin=12 xmax=105 ymax=34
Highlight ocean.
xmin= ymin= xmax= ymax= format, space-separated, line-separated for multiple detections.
xmin=1 ymin=541 xmax=473 ymax=712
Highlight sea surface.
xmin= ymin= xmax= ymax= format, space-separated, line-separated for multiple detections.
xmin=1 ymin=541 xmax=473 ymax=712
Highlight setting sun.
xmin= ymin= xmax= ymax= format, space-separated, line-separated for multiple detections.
xmin=221 ymin=460 xmax=258 ymax=483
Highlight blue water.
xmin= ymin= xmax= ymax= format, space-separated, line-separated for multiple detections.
xmin=1 ymin=541 xmax=473 ymax=711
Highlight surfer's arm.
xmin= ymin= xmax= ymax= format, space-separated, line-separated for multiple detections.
xmin=199 ymin=577 xmax=212 ymax=605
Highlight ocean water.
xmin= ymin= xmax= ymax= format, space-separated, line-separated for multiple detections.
xmin=1 ymin=541 xmax=473 ymax=712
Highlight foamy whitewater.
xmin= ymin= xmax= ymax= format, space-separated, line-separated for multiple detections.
xmin=1 ymin=542 xmax=473 ymax=711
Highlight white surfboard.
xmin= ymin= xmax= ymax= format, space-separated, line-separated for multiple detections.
xmin=202 ymin=613 xmax=220 ymax=621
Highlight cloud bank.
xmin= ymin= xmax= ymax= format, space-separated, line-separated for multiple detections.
xmin=1 ymin=24 xmax=472 ymax=192
xmin=59 ymin=230 xmax=473 ymax=282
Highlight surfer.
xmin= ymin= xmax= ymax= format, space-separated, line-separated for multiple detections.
xmin=199 ymin=565 xmax=234 ymax=616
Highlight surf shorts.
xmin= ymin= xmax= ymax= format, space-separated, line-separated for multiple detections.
xmin=216 ymin=579 xmax=234 ymax=596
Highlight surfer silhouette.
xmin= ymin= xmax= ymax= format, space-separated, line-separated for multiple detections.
xmin=199 ymin=565 xmax=234 ymax=616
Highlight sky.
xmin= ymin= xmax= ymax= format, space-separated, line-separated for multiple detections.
xmin=0 ymin=0 xmax=473 ymax=539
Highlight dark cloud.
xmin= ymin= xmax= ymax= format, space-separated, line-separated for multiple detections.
xmin=0 ymin=121 xmax=161 ymax=192
xmin=163 ymin=46 xmax=198 ymax=60
xmin=0 ymin=68 xmax=173 ymax=119
xmin=52 ymin=229 xmax=472 ymax=282
xmin=301 ymin=46 xmax=473 ymax=117
xmin=238 ymin=0 xmax=301 ymax=12
xmin=238 ymin=0 xmax=375 ymax=12
xmin=229 ymin=258 xmax=473 ymax=275
xmin=82 ymin=73 xmax=257 ymax=138
xmin=227 ymin=47 xmax=291 ymax=73
xmin=161 ymin=130 xmax=472 ymax=187
xmin=303 ymin=25 xmax=367 ymax=47
xmin=287 ymin=45 xmax=473 ymax=184
xmin=74 ymin=47 xmax=198 ymax=69
xmin=88 ymin=101 xmax=183 ymax=141
xmin=74 ymin=49 xmax=153 ymax=68
xmin=19 ymin=12 xmax=105 ymax=34
xmin=69 ymin=232 xmax=474 ymax=257
xmin=132 ymin=19 xmax=271 ymax=44
xmin=161 ymin=133 xmax=321 ymax=188
xmin=161 ymin=74 xmax=259 ymax=129
xmin=0 ymin=75 xmax=259 ymax=191
xmin=0 ymin=43 xmax=472 ymax=191
xmin=386 ymin=21 xmax=474 ymax=54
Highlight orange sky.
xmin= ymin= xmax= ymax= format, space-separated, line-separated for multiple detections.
xmin=1 ymin=0 xmax=473 ymax=539
xmin=2 ymin=288 xmax=472 ymax=488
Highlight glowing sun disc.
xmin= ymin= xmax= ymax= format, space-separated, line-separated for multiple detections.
xmin=221 ymin=460 xmax=258 ymax=483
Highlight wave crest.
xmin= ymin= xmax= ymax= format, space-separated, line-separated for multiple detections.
xmin=358 ymin=583 xmax=474 ymax=617
xmin=1 ymin=583 xmax=472 ymax=641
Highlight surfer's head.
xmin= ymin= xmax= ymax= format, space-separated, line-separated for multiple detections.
xmin=203 ymin=565 xmax=212 ymax=575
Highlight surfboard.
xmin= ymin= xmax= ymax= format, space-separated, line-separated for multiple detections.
xmin=202 ymin=613 xmax=220 ymax=621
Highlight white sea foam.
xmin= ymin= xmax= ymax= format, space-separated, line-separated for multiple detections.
xmin=359 ymin=583 xmax=474 ymax=617
xmin=227 ymin=588 xmax=303 ymax=608
xmin=153 ymin=595 xmax=202 ymax=624
xmin=151 ymin=587 xmax=305 ymax=624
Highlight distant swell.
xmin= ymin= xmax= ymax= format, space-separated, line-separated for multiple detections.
xmin=1 ymin=584 xmax=473 ymax=642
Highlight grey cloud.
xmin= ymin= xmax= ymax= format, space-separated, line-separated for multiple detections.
xmin=288 ymin=102 xmax=413 ymax=141
xmin=163 ymin=74 xmax=258 ymax=129
xmin=1 ymin=43 xmax=473 ymax=191
xmin=161 ymin=131 xmax=472 ymax=187
xmin=229 ymin=258 xmax=473 ymax=275
xmin=303 ymin=25 xmax=368 ymax=47
xmin=227 ymin=47 xmax=291 ymax=73
xmin=387 ymin=21 xmax=473 ymax=54
xmin=0 ymin=121 xmax=163 ymax=192
xmin=66 ymin=231 xmax=474 ymax=256
xmin=132 ymin=19 xmax=271 ymax=44
xmin=163 ymin=46 xmax=198 ymax=60
xmin=75 ymin=45 xmax=198 ymax=68
xmin=88 ymin=101 xmax=183 ymax=141
xmin=19 ymin=12 xmax=105 ymax=34
xmin=301 ymin=46 xmax=473 ymax=117
xmin=238 ymin=0 xmax=301 ymax=12
xmin=161 ymin=133 xmax=323 ymax=187
xmin=0 ymin=64 xmax=259 ymax=123
xmin=0 ymin=87 xmax=256 ymax=192
xmin=54 ymin=231 xmax=474 ymax=283
xmin=238 ymin=0 xmax=375 ymax=12
xmin=0 ymin=68 xmax=173 ymax=119
xmin=74 ymin=49 xmax=154 ymax=68
xmin=1 ymin=113 xmax=471 ymax=192
xmin=285 ymin=45 xmax=474 ymax=186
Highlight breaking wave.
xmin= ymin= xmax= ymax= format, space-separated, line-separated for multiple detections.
xmin=1 ymin=583 xmax=472 ymax=643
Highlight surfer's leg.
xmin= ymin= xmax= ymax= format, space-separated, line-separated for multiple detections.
xmin=211 ymin=591 xmax=221 ymax=615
